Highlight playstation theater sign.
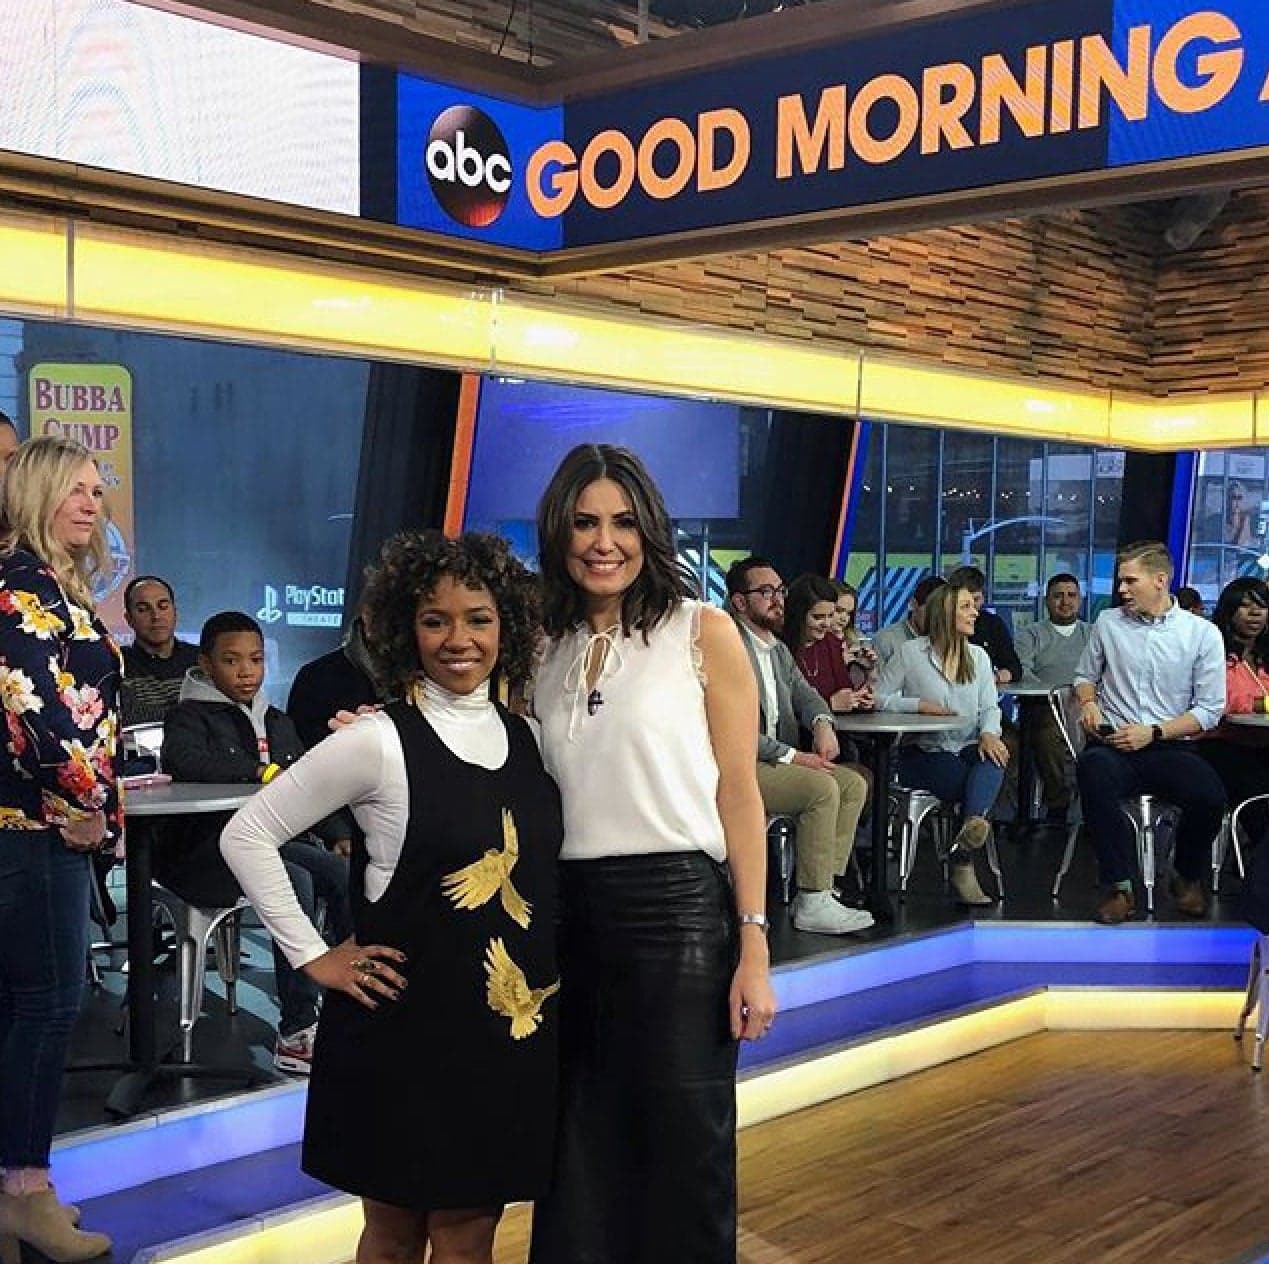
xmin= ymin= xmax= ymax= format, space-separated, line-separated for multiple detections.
xmin=383 ymin=0 xmax=1269 ymax=258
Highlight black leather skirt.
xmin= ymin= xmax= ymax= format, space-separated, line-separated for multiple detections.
xmin=529 ymin=850 xmax=740 ymax=1264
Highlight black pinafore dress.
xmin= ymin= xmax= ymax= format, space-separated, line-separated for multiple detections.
xmin=303 ymin=699 xmax=563 ymax=1210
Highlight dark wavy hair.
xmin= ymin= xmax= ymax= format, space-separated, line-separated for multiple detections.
xmin=1212 ymin=577 xmax=1269 ymax=669
xmin=780 ymin=574 xmax=839 ymax=652
xmin=360 ymin=530 xmax=541 ymax=697
xmin=536 ymin=444 xmax=694 ymax=638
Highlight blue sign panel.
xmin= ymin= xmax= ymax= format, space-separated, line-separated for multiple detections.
xmin=396 ymin=77 xmax=562 ymax=251
xmin=392 ymin=0 xmax=1269 ymax=253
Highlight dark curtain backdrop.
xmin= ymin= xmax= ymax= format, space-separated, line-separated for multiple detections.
xmin=1117 ymin=452 xmax=1178 ymax=549
xmin=343 ymin=365 xmax=462 ymax=613
xmin=740 ymin=408 xmax=855 ymax=579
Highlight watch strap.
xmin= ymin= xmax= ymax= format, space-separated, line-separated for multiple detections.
xmin=738 ymin=912 xmax=770 ymax=932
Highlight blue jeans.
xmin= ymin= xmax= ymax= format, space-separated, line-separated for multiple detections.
xmin=897 ymin=744 xmax=1005 ymax=821
xmin=0 ymin=829 xmax=90 ymax=1167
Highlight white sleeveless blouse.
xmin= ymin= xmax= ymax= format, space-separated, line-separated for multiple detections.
xmin=535 ymin=601 xmax=727 ymax=862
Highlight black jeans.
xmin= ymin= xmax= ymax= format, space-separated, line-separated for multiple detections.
xmin=1076 ymin=743 xmax=1227 ymax=886
xmin=0 ymin=829 xmax=90 ymax=1167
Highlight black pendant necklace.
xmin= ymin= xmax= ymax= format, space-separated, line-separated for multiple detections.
xmin=587 ymin=688 xmax=604 ymax=716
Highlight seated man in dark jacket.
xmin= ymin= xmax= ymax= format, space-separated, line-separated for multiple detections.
xmin=162 ymin=611 xmax=351 ymax=1075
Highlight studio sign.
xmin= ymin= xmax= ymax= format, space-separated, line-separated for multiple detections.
xmin=423 ymin=10 xmax=1269 ymax=228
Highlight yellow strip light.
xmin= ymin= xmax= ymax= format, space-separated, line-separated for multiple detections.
xmin=0 ymin=212 xmax=1259 ymax=450
xmin=141 ymin=986 xmax=1248 ymax=1264
xmin=1 ymin=211 xmax=66 ymax=317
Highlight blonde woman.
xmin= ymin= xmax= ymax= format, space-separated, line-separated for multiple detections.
xmin=876 ymin=583 xmax=1008 ymax=906
xmin=0 ymin=438 xmax=120 ymax=1263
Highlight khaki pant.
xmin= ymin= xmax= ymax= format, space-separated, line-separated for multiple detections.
xmin=756 ymin=761 xmax=868 ymax=892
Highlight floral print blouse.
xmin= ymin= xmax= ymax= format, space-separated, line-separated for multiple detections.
xmin=0 ymin=548 xmax=122 ymax=840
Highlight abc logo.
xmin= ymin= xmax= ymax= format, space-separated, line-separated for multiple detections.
xmin=426 ymin=105 xmax=512 ymax=228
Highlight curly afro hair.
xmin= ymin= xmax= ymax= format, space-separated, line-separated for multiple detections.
xmin=360 ymin=530 xmax=541 ymax=698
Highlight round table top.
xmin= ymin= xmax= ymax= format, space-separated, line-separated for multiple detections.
xmin=831 ymin=711 xmax=969 ymax=735
xmin=126 ymin=782 xmax=258 ymax=816
xmin=998 ymin=681 xmax=1064 ymax=698
xmin=1228 ymin=712 xmax=1269 ymax=729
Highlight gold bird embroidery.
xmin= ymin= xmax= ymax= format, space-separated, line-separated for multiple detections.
xmin=440 ymin=807 xmax=532 ymax=928
xmin=484 ymin=937 xmax=560 ymax=1040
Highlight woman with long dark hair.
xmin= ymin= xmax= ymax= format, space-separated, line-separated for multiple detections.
xmin=222 ymin=531 xmax=561 ymax=1264
xmin=0 ymin=438 xmax=120 ymax=1263
xmin=529 ymin=444 xmax=774 ymax=1264
xmin=1199 ymin=577 xmax=1269 ymax=830
xmin=876 ymin=582 xmax=1009 ymax=907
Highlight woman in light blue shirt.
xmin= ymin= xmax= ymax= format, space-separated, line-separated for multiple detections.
xmin=876 ymin=584 xmax=1010 ymax=906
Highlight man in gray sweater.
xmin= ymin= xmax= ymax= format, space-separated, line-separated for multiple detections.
xmin=1014 ymin=573 xmax=1090 ymax=820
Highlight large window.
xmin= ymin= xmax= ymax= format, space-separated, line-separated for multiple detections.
xmin=845 ymin=422 xmax=1126 ymax=635
xmin=1186 ymin=449 xmax=1269 ymax=602
xmin=5 ymin=318 xmax=367 ymax=699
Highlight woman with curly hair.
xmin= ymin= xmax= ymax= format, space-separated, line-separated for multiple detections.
xmin=529 ymin=444 xmax=775 ymax=1264
xmin=221 ymin=530 xmax=561 ymax=1264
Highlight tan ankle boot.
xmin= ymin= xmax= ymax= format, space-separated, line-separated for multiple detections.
xmin=950 ymin=859 xmax=993 ymax=907
xmin=0 ymin=1189 xmax=110 ymax=1261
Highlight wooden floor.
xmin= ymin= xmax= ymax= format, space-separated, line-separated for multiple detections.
xmin=481 ymin=1031 xmax=1269 ymax=1264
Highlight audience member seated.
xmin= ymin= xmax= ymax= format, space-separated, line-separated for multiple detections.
xmin=286 ymin=608 xmax=384 ymax=751
xmin=782 ymin=575 xmax=874 ymax=712
xmin=0 ymin=409 xmax=19 ymax=467
xmin=874 ymin=574 xmax=946 ymax=667
xmin=829 ymin=580 xmax=877 ymax=680
xmin=120 ymin=575 xmax=200 ymax=726
xmin=780 ymin=573 xmax=874 ymax=798
xmin=1074 ymin=541 xmax=1227 ymax=925
xmin=945 ymin=566 xmax=1022 ymax=684
xmin=1198 ymin=578 xmax=1269 ymax=844
xmin=161 ymin=611 xmax=352 ymax=1073
xmin=1176 ymin=586 xmax=1206 ymax=617
xmin=876 ymin=583 xmax=1009 ymax=906
xmin=726 ymin=557 xmax=873 ymax=936
xmin=1012 ymin=573 xmax=1090 ymax=822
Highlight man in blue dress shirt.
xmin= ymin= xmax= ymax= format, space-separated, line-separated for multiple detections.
xmin=1073 ymin=542 xmax=1227 ymax=924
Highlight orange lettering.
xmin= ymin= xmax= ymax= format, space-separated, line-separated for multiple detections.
xmin=579 ymin=130 xmax=636 ymax=210
xmin=921 ymin=62 xmax=975 ymax=155
xmin=1051 ymin=40 xmax=1076 ymax=133
xmin=1078 ymin=26 xmax=1151 ymax=129
xmin=849 ymin=73 xmax=919 ymax=165
xmin=776 ymin=87 xmax=846 ymax=178
xmin=637 ymin=117 xmax=695 ymax=201
xmin=980 ymin=46 xmax=1048 ymax=144
xmin=697 ymin=108 xmax=750 ymax=191
xmin=526 ymin=141 xmax=578 ymax=217
xmin=1153 ymin=12 xmax=1243 ymax=114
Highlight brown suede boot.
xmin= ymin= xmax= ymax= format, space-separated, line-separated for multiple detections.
xmin=0 ymin=1189 xmax=110 ymax=1262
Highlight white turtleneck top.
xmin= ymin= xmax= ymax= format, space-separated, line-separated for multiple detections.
xmin=219 ymin=678 xmax=509 ymax=969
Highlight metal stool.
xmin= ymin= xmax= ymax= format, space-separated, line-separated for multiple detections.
xmin=891 ymin=786 xmax=950 ymax=896
xmin=151 ymin=887 xmax=249 ymax=1062
xmin=1235 ymin=934 xmax=1269 ymax=1071
xmin=766 ymin=814 xmax=796 ymax=905
xmin=1214 ymin=794 xmax=1269 ymax=893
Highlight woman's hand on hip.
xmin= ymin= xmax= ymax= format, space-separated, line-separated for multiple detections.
xmin=730 ymin=945 xmax=777 ymax=1042
xmin=303 ymin=938 xmax=408 ymax=1010
xmin=59 ymin=810 xmax=107 ymax=851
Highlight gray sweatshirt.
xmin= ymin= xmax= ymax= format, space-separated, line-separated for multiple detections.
xmin=1014 ymin=620 xmax=1090 ymax=689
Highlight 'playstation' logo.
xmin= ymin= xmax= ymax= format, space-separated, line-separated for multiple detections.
xmin=425 ymin=105 xmax=512 ymax=228
xmin=257 ymin=585 xmax=283 ymax=625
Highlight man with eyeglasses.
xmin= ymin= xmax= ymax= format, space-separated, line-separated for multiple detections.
xmin=725 ymin=557 xmax=873 ymax=936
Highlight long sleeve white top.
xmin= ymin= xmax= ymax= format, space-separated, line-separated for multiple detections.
xmin=219 ymin=679 xmax=508 ymax=969
xmin=876 ymin=636 xmax=1001 ymax=752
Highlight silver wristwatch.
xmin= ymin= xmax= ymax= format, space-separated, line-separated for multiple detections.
xmin=738 ymin=912 xmax=770 ymax=932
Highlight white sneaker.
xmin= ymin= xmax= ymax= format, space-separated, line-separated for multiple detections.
xmin=792 ymin=891 xmax=876 ymax=935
